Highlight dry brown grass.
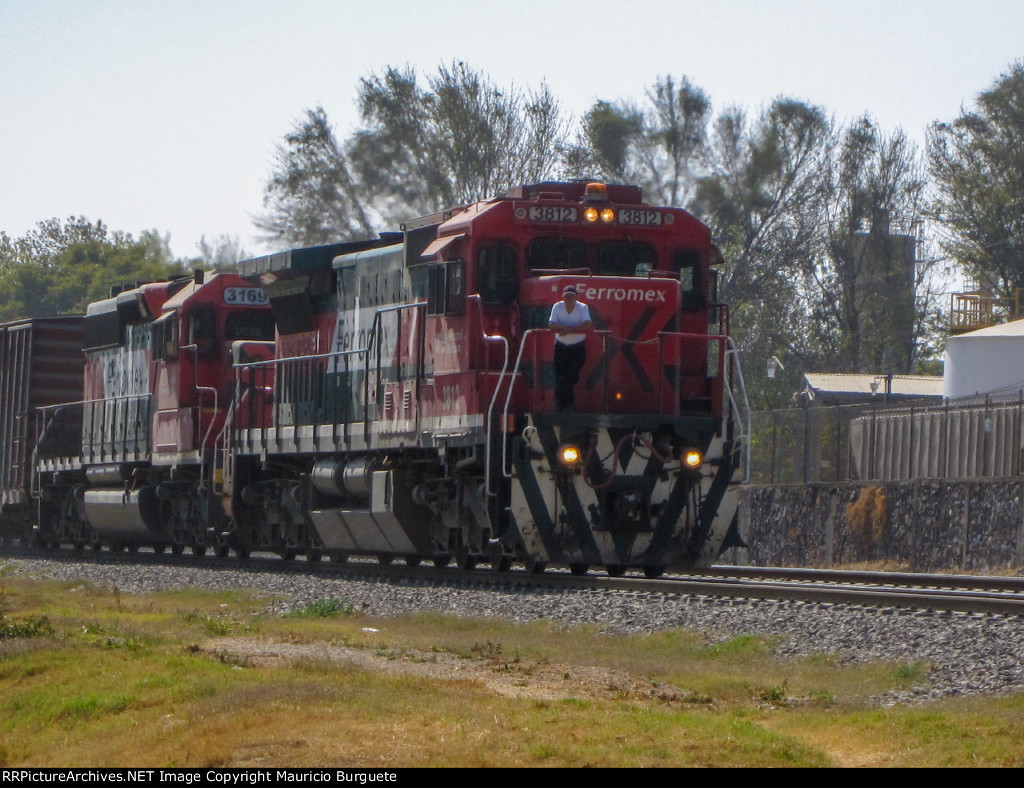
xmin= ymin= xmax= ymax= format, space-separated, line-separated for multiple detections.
xmin=3 ymin=574 xmax=1024 ymax=767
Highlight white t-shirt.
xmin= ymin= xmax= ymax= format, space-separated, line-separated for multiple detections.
xmin=549 ymin=301 xmax=591 ymax=345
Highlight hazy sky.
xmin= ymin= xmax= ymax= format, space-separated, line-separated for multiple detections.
xmin=2 ymin=0 xmax=1021 ymax=260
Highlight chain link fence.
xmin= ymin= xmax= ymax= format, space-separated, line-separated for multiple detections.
xmin=748 ymin=392 xmax=1024 ymax=484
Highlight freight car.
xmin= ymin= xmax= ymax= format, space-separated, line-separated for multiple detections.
xmin=0 ymin=316 xmax=84 ymax=543
xmin=1 ymin=180 xmax=749 ymax=575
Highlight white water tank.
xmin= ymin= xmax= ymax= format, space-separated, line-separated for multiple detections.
xmin=944 ymin=319 xmax=1024 ymax=399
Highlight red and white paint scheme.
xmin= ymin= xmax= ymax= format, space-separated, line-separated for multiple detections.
xmin=229 ymin=181 xmax=749 ymax=573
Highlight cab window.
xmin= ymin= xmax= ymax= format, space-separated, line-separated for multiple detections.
xmin=674 ymin=249 xmax=703 ymax=309
xmin=598 ymin=241 xmax=656 ymax=276
xmin=477 ymin=245 xmax=518 ymax=304
xmin=527 ymin=237 xmax=586 ymax=270
xmin=188 ymin=307 xmax=217 ymax=359
xmin=226 ymin=310 xmax=276 ymax=341
xmin=427 ymin=260 xmax=465 ymax=316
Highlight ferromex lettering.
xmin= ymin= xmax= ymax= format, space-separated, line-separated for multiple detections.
xmin=572 ymin=286 xmax=667 ymax=303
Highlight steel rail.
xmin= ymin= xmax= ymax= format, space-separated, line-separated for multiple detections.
xmin=4 ymin=545 xmax=1024 ymax=617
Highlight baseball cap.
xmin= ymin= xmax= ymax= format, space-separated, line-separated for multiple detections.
xmin=562 ymin=285 xmax=577 ymax=295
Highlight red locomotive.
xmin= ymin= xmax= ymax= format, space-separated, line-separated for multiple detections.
xmin=228 ymin=181 xmax=749 ymax=574
xmin=1 ymin=180 xmax=748 ymax=576
xmin=30 ymin=272 xmax=274 ymax=554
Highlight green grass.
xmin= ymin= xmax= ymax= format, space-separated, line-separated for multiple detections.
xmin=0 ymin=574 xmax=1023 ymax=767
xmin=284 ymin=598 xmax=354 ymax=619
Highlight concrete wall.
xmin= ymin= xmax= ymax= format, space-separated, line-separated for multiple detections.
xmin=731 ymin=479 xmax=1024 ymax=572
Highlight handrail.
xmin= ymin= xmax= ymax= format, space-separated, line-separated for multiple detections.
xmin=230 ymin=346 xmax=367 ymax=369
xmin=950 ymin=288 xmax=1024 ymax=333
xmin=362 ymin=301 xmax=427 ymax=439
xmin=226 ymin=302 xmax=427 ymax=446
xmin=501 ymin=328 xmax=544 ymax=479
xmin=724 ymin=336 xmax=752 ymax=482
xmin=36 ymin=392 xmax=150 ymax=466
xmin=178 ymin=343 xmax=221 ymax=491
xmin=466 ymin=294 xmax=510 ymax=502
xmin=195 ymin=385 xmax=218 ymax=487
xmin=501 ymin=327 xmax=747 ymax=478
xmin=36 ymin=391 xmax=149 ymax=412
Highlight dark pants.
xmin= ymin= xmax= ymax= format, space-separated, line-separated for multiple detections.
xmin=554 ymin=340 xmax=586 ymax=410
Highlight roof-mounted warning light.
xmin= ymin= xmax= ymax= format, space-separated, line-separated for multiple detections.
xmin=583 ymin=182 xmax=608 ymax=202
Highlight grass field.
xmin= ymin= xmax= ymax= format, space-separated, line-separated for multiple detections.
xmin=2 ymin=572 xmax=1023 ymax=767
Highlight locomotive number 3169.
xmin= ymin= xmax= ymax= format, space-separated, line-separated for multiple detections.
xmin=223 ymin=287 xmax=269 ymax=306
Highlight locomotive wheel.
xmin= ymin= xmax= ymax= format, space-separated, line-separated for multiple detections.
xmin=491 ymin=555 xmax=512 ymax=572
xmin=216 ymin=544 xmax=230 ymax=558
xmin=328 ymin=551 xmax=347 ymax=564
xmin=171 ymin=543 xmax=185 ymax=555
xmin=91 ymin=541 xmax=103 ymax=551
xmin=191 ymin=544 xmax=206 ymax=557
xmin=127 ymin=543 xmax=139 ymax=553
xmin=152 ymin=544 xmax=166 ymax=555
xmin=405 ymin=556 xmax=422 ymax=567
xmin=432 ymin=554 xmax=451 ymax=569
xmin=456 ymin=544 xmax=477 ymax=571
xmin=73 ymin=541 xmax=85 ymax=551
xmin=489 ymin=544 xmax=512 ymax=572
xmin=643 ymin=566 xmax=665 ymax=579
xmin=377 ymin=555 xmax=394 ymax=566
xmin=306 ymin=550 xmax=323 ymax=563
xmin=234 ymin=546 xmax=251 ymax=559
xmin=524 ymin=559 xmax=547 ymax=575
xmin=281 ymin=548 xmax=297 ymax=561
xmin=605 ymin=564 xmax=626 ymax=577
xmin=569 ymin=563 xmax=589 ymax=576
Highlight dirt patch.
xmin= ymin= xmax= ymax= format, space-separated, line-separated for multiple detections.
xmin=202 ymin=636 xmax=700 ymax=705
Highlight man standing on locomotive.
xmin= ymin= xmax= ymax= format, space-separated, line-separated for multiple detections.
xmin=549 ymin=284 xmax=593 ymax=412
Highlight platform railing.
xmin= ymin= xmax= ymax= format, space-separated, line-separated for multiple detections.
xmin=498 ymin=326 xmax=745 ymax=479
xmin=950 ymin=288 xmax=1024 ymax=334
xmin=223 ymin=304 xmax=427 ymax=456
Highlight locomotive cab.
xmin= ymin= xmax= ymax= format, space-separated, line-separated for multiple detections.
xmin=150 ymin=273 xmax=274 ymax=463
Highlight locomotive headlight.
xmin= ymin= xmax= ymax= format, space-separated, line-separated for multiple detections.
xmin=682 ymin=449 xmax=703 ymax=469
xmin=584 ymin=206 xmax=599 ymax=223
xmin=600 ymin=207 xmax=615 ymax=223
xmin=558 ymin=444 xmax=582 ymax=466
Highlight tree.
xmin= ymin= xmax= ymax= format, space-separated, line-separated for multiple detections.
xmin=193 ymin=235 xmax=250 ymax=270
xmin=813 ymin=117 xmax=928 ymax=373
xmin=254 ymin=106 xmax=375 ymax=247
xmin=928 ymin=61 xmax=1024 ymax=298
xmin=351 ymin=62 xmax=569 ymax=216
xmin=563 ymin=100 xmax=642 ymax=179
xmin=258 ymin=63 xmax=570 ymax=245
xmin=0 ymin=218 xmax=182 ymax=321
xmin=692 ymin=99 xmax=832 ymax=403
xmin=568 ymin=75 xmax=711 ymax=207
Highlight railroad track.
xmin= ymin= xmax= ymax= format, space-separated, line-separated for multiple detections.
xmin=4 ymin=544 xmax=1024 ymax=617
